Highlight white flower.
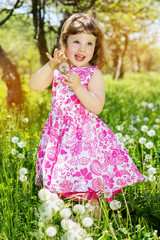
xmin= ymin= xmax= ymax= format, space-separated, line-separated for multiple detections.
xmin=19 ymin=174 xmax=27 ymax=182
xmin=60 ymin=208 xmax=72 ymax=218
xmin=141 ymin=125 xmax=148 ymax=132
xmin=155 ymin=118 xmax=160 ymax=123
xmin=17 ymin=141 xmax=26 ymax=148
xmin=145 ymin=141 xmax=153 ymax=149
xmin=54 ymin=199 xmax=64 ymax=209
xmin=147 ymin=129 xmax=155 ymax=137
xmin=11 ymin=136 xmax=19 ymax=143
xmin=23 ymin=118 xmax=29 ymax=123
xmin=144 ymin=117 xmax=149 ymax=122
xmin=139 ymin=137 xmax=146 ymax=144
xmin=148 ymin=103 xmax=154 ymax=108
xmin=73 ymin=204 xmax=85 ymax=215
xmin=18 ymin=153 xmax=24 ymax=159
xmin=50 ymin=193 xmax=59 ymax=202
xmin=82 ymin=217 xmax=94 ymax=227
xmin=19 ymin=167 xmax=28 ymax=175
xmin=104 ymin=191 xmax=112 ymax=199
xmin=44 ymin=200 xmax=60 ymax=213
xmin=136 ymin=118 xmax=141 ymax=123
xmin=148 ymin=167 xmax=156 ymax=175
xmin=77 ymin=228 xmax=87 ymax=238
xmin=145 ymin=154 xmax=152 ymax=160
xmin=141 ymin=101 xmax=148 ymax=107
xmin=40 ymin=211 xmax=52 ymax=222
xmin=124 ymin=134 xmax=130 ymax=140
xmin=59 ymin=62 xmax=69 ymax=73
xmin=115 ymin=133 xmax=122 ymax=139
xmin=116 ymin=125 xmax=124 ymax=131
xmin=143 ymin=175 xmax=148 ymax=182
xmin=84 ymin=238 xmax=93 ymax=240
xmin=61 ymin=219 xmax=75 ymax=230
xmin=11 ymin=149 xmax=17 ymax=155
xmin=129 ymin=139 xmax=134 ymax=144
xmin=38 ymin=188 xmax=51 ymax=201
xmin=153 ymin=124 xmax=158 ymax=129
xmin=109 ymin=200 xmax=121 ymax=210
xmin=46 ymin=226 xmax=57 ymax=237
xmin=148 ymin=175 xmax=156 ymax=182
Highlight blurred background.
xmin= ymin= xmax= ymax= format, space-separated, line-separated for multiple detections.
xmin=0 ymin=0 xmax=160 ymax=107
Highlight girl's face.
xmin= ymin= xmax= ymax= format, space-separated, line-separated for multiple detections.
xmin=65 ymin=32 xmax=96 ymax=67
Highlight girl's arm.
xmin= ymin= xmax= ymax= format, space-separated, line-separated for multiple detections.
xmin=29 ymin=62 xmax=54 ymax=91
xmin=29 ymin=50 xmax=67 ymax=91
xmin=62 ymin=69 xmax=105 ymax=115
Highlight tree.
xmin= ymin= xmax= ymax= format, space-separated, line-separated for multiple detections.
xmin=95 ymin=0 xmax=160 ymax=79
xmin=0 ymin=0 xmax=24 ymax=107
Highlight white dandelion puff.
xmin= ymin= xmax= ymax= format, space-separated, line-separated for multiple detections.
xmin=60 ymin=208 xmax=72 ymax=218
xmin=82 ymin=217 xmax=94 ymax=227
xmin=59 ymin=62 xmax=69 ymax=73
xmin=11 ymin=136 xmax=19 ymax=143
xmin=148 ymin=167 xmax=156 ymax=175
xmin=145 ymin=154 xmax=152 ymax=161
xmin=145 ymin=142 xmax=153 ymax=149
xmin=73 ymin=204 xmax=85 ymax=215
xmin=139 ymin=137 xmax=146 ymax=144
xmin=38 ymin=188 xmax=51 ymax=201
xmin=17 ymin=141 xmax=26 ymax=148
xmin=19 ymin=167 xmax=28 ymax=175
xmin=23 ymin=118 xmax=29 ymax=123
xmin=155 ymin=118 xmax=160 ymax=123
xmin=19 ymin=174 xmax=27 ymax=182
xmin=18 ymin=153 xmax=25 ymax=159
xmin=61 ymin=219 xmax=75 ymax=230
xmin=11 ymin=149 xmax=17 ymax=155
xmin=141 ymin=125 xmax=148 ymax=132
xmin=109 ymin=200 xmax=121 ymax=210
xmin=147 ymin=129 xmax=155 ymax=137
xmin=153 ymin=124 xmax=158 ymax=129
xmin=144 ymin=117 xmax=149 ymax=122
xmin=148 ymin=175 xmax=156 ymax=182
xmin=46 ymin=226 xmax=57 ymax=237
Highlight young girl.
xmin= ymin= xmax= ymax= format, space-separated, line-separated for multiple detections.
xmin=29 ymin=13 xmax=144 ymax=204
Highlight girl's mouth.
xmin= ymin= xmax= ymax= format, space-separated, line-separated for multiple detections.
xmin=75 ymin=54 xmax=85 ymax=61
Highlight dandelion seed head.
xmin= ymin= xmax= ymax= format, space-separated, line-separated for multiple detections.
xmin=19 ymin=174 xmax=27 ymax=182
xmin=145 ymin=154 xmax=152 ymax=160
xmin=17 ymin=141 xmax=26 ymax=148
xmin=148 ymin=175 xmax=156 ymax=182
xmin=40 ymin=211 xmax=52 ymax=222
xmin=61 ymin=219 xmax=75 ymax=230
xmin=11 ymin=136 xmax=19 ymax=143
xmin=109 ymin=200 xmax=121 ymax=210
xmin=144 ymin=117 xmax=149 ymax=122
xmin=148 ymin=167 xmax=156 ymax=175
xmin=141 ymin=125 xmax=148 ymax=132
xmin=46 ymin=226 xmax=57 ymax=237
xmin=73 ymin=204 xmax=85 ymax=215
xmin=11 ymin=149 xmax=17 ymax=155
xmin=155 ymin=118 xmax=160 ymax=123
xmin=139 ymin=137 xmax=146 ymax=144
xmin=50 ymin=193 xmax=59 ymax=202
xmin=60 ymin=208 xmax=72 ymax=218
xmin=19 ymin=167 xmax=28 ymax=175
xmin=153 ymin=124 xmax=158 ymax=129
xmin=23 ymin=118 xmax=29 ymax=123
xmin=38 ymin=188 xmax=51 ymax=201
xmin=145 ymin=141 xmax=153 ymax=149
xmin=147 ymin=129 xmax=155 ymax=137
xmin=82 ymin=217 xmax=93 ymax=227
xmin=18 ymin=153 xmax=25 ymax=159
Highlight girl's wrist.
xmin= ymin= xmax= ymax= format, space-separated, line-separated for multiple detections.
xmin=48 ymin=62 xmax=56 ymax=70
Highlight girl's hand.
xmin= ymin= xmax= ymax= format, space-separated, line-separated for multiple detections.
xmin=46 ymin=49 xmax=68 ymax=70
xmin=62 ymin=71 xmax=82 ymax=91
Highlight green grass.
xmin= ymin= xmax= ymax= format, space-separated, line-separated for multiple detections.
xmin=0 ymin=72 xmax=160 ymax=239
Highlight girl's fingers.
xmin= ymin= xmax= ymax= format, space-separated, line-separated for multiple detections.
xmin=54 ymin=48 xmax=58 ymax=59
xmin=46 ymin=52 xmax=52 ymax=60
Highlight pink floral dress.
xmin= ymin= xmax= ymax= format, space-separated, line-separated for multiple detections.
xmin=35 ymin=65 xmax=144 ymax=201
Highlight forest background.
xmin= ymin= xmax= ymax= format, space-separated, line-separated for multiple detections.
xmin=0 ymin=0 xmax=160 ymax=239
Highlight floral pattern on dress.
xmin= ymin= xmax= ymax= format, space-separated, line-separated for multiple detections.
xmin=35 ymin=65 xmax=144 ymax=201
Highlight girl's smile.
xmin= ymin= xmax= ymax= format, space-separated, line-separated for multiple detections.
xmin=66 ymin=32 xmax=96 ymax=67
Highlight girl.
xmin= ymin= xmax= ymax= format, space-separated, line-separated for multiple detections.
xmin=29 ymin=13 xmax=144 ymax=205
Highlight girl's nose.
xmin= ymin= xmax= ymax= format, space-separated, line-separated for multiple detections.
xmin=78 ymin=44 xmax=86 ymax=52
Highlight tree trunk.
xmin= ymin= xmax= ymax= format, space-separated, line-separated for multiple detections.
xmin=32 ymin=0 xmax=48 ymax=66
xmin=0 ymin=46 xmax=22 ymax=107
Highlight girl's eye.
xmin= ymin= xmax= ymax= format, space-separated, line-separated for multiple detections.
xmin=87 ymin=42 xmax=92 ymax=46
xmin=74 ymin=41 xmax=79 ymax=44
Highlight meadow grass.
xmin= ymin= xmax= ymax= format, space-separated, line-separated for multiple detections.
xmin=0 ymin=72 xmax=160 ymax=239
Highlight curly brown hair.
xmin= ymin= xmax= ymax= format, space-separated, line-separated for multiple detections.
xmin=59 ymin=13 xmax=109 ymax=69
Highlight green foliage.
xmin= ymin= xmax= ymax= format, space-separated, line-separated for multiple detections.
xmin=0 ymin=72 xmax=160 ymax=239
